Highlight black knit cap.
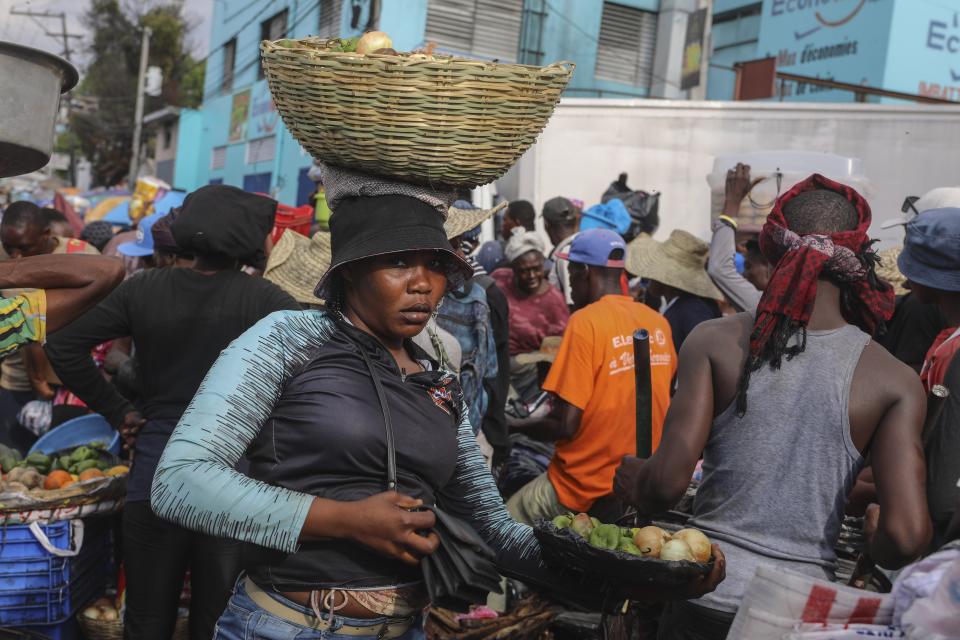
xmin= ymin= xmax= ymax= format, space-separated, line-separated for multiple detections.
xmin=315 ymin=194 xmax=473 ymax=298
xmin=171 ymin=185 xmax=276 ymax=260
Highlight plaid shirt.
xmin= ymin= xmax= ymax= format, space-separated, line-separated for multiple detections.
xmin=0 ymin=289 xmax=47 ymax=357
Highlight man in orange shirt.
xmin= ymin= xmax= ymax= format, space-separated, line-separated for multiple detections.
xmin=507 ymin=228 xmax=676 ymax=524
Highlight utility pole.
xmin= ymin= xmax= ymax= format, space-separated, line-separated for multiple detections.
xmin=10 ymin=8 xmax=82 ymax=184
xmin=128 ymin=26 xmax=152 ymax=187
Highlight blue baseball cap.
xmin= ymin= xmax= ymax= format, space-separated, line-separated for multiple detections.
xmin=579 ymin=198 xmax=632 ymax=234
xmin=556 ymin=228 xmax=626 ymax=268
xmin=117 ymin=212 xmax=163 ymax=257
xmin=897 ymin=207 xmax=960 ymax=292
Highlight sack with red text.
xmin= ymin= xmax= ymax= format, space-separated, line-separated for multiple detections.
xmin=727 ymin=565 xmax=893 ymax=640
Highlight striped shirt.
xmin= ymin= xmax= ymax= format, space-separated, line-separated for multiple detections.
xmin=0 ymin=289 xmax=46 ymax=357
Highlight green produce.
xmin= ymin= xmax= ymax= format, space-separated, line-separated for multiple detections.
xmin=51 ymin=457 xmax=63 ymax=472
xmin=617 ymin=538 xmax=643 ymax=556
xmin=58 ymin=456 xmax=72 ymax=471
xmin=590 ymin=517 xmax=601 ymax=529
xmin=25 ymin=452 xmax=51 ymax=473
xmin=0 ymin=454 xmax=16 ymax=473
xmin=70 ymin=459 xmax=100 ymax=474
xmin=329 ymin=37 xmax=360 ymax=53
xmin=552 ymin=514 xmax=573 ymax=529
xmin=96 ymin=460 xmax=111 ymax=472
xmin=589 ymin=524 xmax=621 ymax=550
xmin=69 ymin=446 xmax=97 ymax=464
xmin=570 ymin=513 xmax=594 ymax=539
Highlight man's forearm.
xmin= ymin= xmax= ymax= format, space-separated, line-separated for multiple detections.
xmin=0 ymin=255 xmax=119 ymax=290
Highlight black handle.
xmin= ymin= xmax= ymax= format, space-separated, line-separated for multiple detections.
xmin=356 ymin=345 xmax=398 ymax=492
xmin=633 ymin=329 xmax=652 ymax=459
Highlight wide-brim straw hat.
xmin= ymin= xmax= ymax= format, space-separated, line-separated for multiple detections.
xmin=514 ymin=336 xmax=563 ymax=365
xmin=264 ymin=230 xmax=331 ymax=304
xmin=626 ymin=230 xmax=723 ymax=301
xmin=876 ymin=247 xmax=908 ymax=296
xmin=444 ymin=201 xmax=506 ymax=239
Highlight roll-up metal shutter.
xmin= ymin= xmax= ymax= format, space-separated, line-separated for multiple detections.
xmin=318 ymin=0 xmax=343 ymax=38
xmin=425 ymin=0 xmax=522 ymax=62
xmin=595 ymin=2 xmax=658 ymax=90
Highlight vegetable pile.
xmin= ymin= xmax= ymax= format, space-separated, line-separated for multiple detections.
xmin=82 ymin=597 xmax=120 ymax=623
xmin=552 ymin=513 xmax=712 ymax=563
xmin=0 ymin=443 xmax=128 ymax=495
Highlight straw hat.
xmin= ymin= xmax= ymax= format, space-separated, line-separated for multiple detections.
xmin=626 ymin=230 xmax=723 ymax=300
xmin=444 ymin=201 xmax=506 ymax=239
xmin=514 ymin=336 xmax=564 ymax=365
xmin=264 ymin=230 xmax=331 ymax=304
xmin=876 ymin=247 xmax=908 ymax=296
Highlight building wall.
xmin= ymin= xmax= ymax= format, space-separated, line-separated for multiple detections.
xmin=883 ymin=0 xmax=960 ymax=101
xmin=182 ymin=0 xmax=680 ymax=201
xmin=503 ymin=98 xmax=960 ymax=246
xmin=706 ymin=0 xmax=914 ymax=102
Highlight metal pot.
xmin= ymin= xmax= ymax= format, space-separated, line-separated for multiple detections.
xmin=0 ymin=41 xmax=78 ymax=178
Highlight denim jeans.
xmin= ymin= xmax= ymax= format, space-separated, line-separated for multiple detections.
xmin=214 ymin=577 xmax=425 ymax=640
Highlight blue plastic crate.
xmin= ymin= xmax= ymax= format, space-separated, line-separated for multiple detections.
xmin=0 ymin=519 xmax=113 ymax=627
xmin=0 ymin=521 xmax=72 ymax=560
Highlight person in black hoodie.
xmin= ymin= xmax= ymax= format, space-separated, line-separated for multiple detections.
xmin=46 ymin=185 xmax=299 ymax=640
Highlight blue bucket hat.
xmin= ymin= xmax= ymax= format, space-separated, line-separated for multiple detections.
xmin=117 ymin=212 xmax=163 ymax=257
xmin=580 ymin=198 xmax=631 ymax=234
xmin=556 ymin=228 xmax=626 ymax=268
xmin=897 ymin=207 xmax=960 ymax=292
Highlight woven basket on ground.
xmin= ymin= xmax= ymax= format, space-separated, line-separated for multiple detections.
xmin=79 ymin=614 xmax=188 ymax=640
xmin=260 ymin=38 xmax=574 ymax=188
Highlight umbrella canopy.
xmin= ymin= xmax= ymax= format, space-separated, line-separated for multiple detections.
xmin=85 ymin=196 xmax=130 ymax=222
xmin=102 ymin=200 xmax=131 ymax=226
xmin=153 ymin=190 xmax=186 ymax=215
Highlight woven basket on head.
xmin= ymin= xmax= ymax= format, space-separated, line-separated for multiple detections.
xmin=260 ymin=38 xmax=574 ymax=188
xmin=79 ymin=614 xmax=188 ymax=640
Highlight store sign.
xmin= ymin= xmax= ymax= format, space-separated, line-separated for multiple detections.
xmin=756 ymin=0 xmax=892 ymax=100
xmin=681 ymin=8 xmax=708 ymax=90
xmin=228 ymin=89 xmax=251 ymax=143
xmin=884 ymin=4 xmax=960 ymax=101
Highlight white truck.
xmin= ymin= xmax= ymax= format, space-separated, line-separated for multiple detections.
xmin=495 ymin=98 xmax=960 ymax=247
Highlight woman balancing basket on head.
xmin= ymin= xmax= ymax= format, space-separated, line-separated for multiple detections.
xmin=149 ymin=33 xmax=723 ymax=638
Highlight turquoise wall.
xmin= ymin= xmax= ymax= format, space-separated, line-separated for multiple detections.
xmin=883 ymin=0 xmax=960 ymax=101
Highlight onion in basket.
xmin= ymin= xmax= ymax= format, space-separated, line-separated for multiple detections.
xmin=632 ymin=525 xmax=670 ymax=557
xmin=356 ymin=31 xmax=393 ymax=54
xmin=660 ymin=539 xmax=695 ymax=562
xmin=672 ymin=528 xmax=712 ymax=563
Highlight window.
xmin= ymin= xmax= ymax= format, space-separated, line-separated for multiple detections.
xmin=259 ymin=10 xmax=289 ymax=79
xmin=318 ymin=0 xmax=342 ymax=38
xmin=210 ymin=145 xmax=227 ymax=170
xmin=243 ymin=172 xmax=272 ymax=194
xmin=162 ymin=123 xmax=173 ymax=150
xmin=222 ymin=38 xmax=236 ymax=92
xmin=595 ymin=2 xmax=658 ymax=89
xmin=246 ymin=135 xmax=276 ymax=164
xmin=425 ymin=0 xmax=523 ymax=62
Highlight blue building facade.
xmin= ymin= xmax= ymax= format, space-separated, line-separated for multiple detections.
xmin=708 ymin=0 xmax=960 ymax=102
xmin=174 ymin=0 xmax=672 ymax=203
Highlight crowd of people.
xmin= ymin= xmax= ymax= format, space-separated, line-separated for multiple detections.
xmin=0 ymin=159 xmax=956 ymax=640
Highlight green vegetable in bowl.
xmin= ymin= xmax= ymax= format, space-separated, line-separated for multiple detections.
xmin=552 ymin=514 xmax=573 ymax=529
xmin=617 ymin=537 xmax=642 ymax=556
xmin=589 ymin=524 xmax=621 ymax=550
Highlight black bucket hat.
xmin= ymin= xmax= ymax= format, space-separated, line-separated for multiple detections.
xmin=315 ymin=194 xmax=473 ymax=299
xmin=171 ymin=185 xmax=276 ymax=261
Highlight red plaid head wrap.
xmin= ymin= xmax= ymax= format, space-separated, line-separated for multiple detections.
xmin=737 ymin=174 xmax=895 ymax=414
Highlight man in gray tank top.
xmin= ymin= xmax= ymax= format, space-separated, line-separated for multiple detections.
xmin=614 ymin=174 xmax=932 ymax=640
